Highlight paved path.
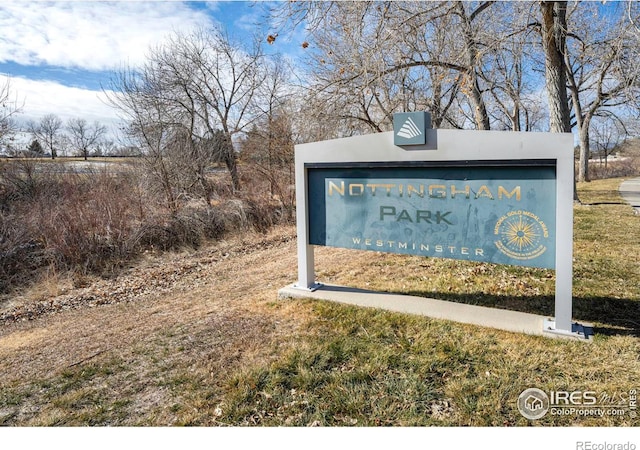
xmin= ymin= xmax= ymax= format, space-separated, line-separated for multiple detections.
xmin=619 ymin=177 xmax=640 ymax=214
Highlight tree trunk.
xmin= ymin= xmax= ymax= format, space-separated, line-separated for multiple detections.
xmin=224 ymin=138 xmax=241 ymax=193
xmin=578 ymin=116 xmax=591 ymax=182
xmin=512 ymin=103 xmax=521 ymax=132
xmin=540 ymin=1 xmax=571 ymax=134
xmin=540 ymin=1 xmax=579 ymax=201
xmin=469 ymin=73 xmax=491 ymax=130
xmin=456 ymin=1 xmax=491 ymax=130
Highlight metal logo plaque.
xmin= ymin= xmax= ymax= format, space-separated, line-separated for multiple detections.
xmin=393 ymin=112 xmax=431 ymax=146
xmin=308 ymin=165 xmax=556 ymax=269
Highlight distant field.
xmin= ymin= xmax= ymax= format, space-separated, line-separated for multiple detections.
xmin=0 ymin=157 xmax=136 ymax=172
xmin=0 ymin=156 xmax=136 ymax=163
xmin=0 ymin=177 xmax=638 ymax=426
xmin=0 ymin=156 xmax=224 ymax=172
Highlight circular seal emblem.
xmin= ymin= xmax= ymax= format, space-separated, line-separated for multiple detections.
xmin=517 ymin=388 xmax=550 ymax=420
xmin=494 ymin=210 xmax=549 ymax=261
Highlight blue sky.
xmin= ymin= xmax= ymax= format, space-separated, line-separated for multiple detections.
xmin=1 ymin=1 xmax=625 ymax=141
xmin=0 ymin=1 xmax=296 ymax=137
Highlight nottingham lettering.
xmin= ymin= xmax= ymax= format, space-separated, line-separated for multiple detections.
xmin=327 ymin=180 xmax=521 ymax=201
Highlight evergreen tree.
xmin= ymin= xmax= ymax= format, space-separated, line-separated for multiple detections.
xmin=28 ymin=139 xmax=44 ymax=156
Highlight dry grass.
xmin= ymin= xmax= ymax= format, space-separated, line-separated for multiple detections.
xmin=0 ymin=178 xmax=639 ymax=426
xmin=0 ymin=227 xmax=307 ymax=425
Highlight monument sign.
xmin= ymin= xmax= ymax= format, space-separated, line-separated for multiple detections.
xmin=287 ymin=113 xmax=584 ymax=338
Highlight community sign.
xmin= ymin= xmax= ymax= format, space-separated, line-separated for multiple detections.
xmin=288 ymin=115 xmax=579 ymax=337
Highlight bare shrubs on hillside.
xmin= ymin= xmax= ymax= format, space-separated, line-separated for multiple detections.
xmin=31 ymin=171 xmax=143 ymax=270
xmin=0 ymin=211 xmax=45 ymax=288
xmin=588 ymin=156 xmax=640 ymax=180
xmin=587 ymin=138 xmax=640 ymax=180
xmin=0 ymin=160 xmax=287 ymax=294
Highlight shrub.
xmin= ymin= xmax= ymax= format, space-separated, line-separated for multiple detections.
xmin=0 ymin=211 xmax=46 ymax=289
xmin=588 ymin=156 xmax=640 ymax=180
xmin=0 ymin=159 xmax=289 ymax=293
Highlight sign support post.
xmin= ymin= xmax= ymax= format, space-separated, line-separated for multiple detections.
xmin=295 ymin=161 xmax=321 ymax=291
xmin=545 ymin=149 xmax=579 ymax=337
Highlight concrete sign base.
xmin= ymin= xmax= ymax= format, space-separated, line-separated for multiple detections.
xmin=279 ymin=284 xmax=593 ymax=341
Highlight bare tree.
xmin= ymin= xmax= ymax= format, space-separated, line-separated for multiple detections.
xmin=627 ymin=0 xmax=640 ymax=36
xmin=252 ymin=57 xmax=294 ymax=189
xmin=591 ymin=117 xmax=625 ymax=169
xmin=67 ymin=118 xmax=107 ymax=161
xmin=27 ymin=114 xmax=64 ymax=159
xmin=152 ymin=28 xmax=267 ymax=192
xmin=240 ymin=57 xmax=296 ymax=217
xmin=298 ymin=2 xmax=403 ymax=134
xmin=241 ymin=111 xmax=294 ymax=194
xmin=0 ymin=77 xmax=23 ymax=151
xmin=482 ymin=3 xmax=545 ymax=132
xmin=272 ymin=1 xmax=502 ymax=132
xmin=451 ymin=1 xmax=493 ymax=130
xmin=276 ymin=2 xmax=437 ymax=135
xmin=271 ymin=0 xmax=640 ymax=193
xmin=543 ymin=2 xmax=640 ymax=183
xmin=110 ymin=72 xmax=183 ymax=212
xmin=107 ymin=27 xmax=265 ymax=193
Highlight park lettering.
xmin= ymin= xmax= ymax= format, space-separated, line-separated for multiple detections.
xmin=379 ymin=206 xmax=452 ymax=224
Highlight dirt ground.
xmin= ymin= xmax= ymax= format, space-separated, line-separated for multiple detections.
xmin=2 ymin=215 xmax=638 ymax=426
xmin=0 ymin=225 xmax=329 ymax=424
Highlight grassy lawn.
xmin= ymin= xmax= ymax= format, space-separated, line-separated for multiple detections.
xmin=0 ymin=177 xmax=638 ymax=427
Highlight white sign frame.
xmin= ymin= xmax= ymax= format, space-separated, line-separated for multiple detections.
xmin=293 ymin=128 xmax=580 ymax=337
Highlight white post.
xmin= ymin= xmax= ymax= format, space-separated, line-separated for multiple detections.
xmin=294 ymin=158 xmax=319 ymax=291
xmin=551 ymin=150 xmax=575 ymax=333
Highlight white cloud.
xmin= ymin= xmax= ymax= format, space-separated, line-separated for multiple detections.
xmin=0 ymin=1 xmax=217 ymax=71
xmin=0 ymin=1 xmax=295 ymax=143
xmin=0 ymin=1 xmax=223 ymax=138
xmin=5 ymin=75 xmax=122 ymax=131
